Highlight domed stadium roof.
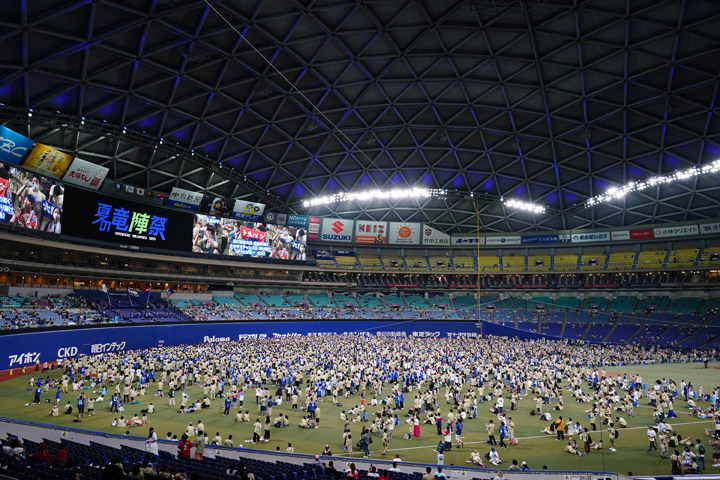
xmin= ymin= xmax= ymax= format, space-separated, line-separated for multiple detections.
xmin=2 ymin=0 xmax=720 ymax=233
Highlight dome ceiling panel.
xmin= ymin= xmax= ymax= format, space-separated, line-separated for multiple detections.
xmin=2 ymin=0 xmax=720 ymax=232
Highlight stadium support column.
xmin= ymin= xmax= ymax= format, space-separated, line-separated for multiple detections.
xmin=474 ymin=200 xmax=482 ymax=339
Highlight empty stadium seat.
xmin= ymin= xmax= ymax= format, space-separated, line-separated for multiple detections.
xmin=608 ymin=251 xmax=636 ymax=270
xmin=580 ymin=251 xmax=606 ymax=271
xmin=636 ymin=249 xmax=667 ymax=269
xmin=502 ymin=253 xmax=525 ymax=272
xmin=451 ymin=255 xmax=476 ymax=271
xmin=666 ymin=247 xmax=699 ymax=268
xmin=527 ymin=254 xmax=551 ymax=272
xmin=357 ymin=254 xmax=383 ymax=270
xmin=405 ymin=255 xmax=428 ymax=271
xmin=553 ymin=253 xmax=579 ymax=271
xmin=477 ymin=254 xmax=500 ymax=272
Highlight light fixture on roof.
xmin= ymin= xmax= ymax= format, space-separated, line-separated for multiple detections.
xmin=585 ymin=160 xmax=720 ymax=208
xmin=503 ymin=198 xmax=545 ymax=214
xmin=302 ymin=187 xmax=444 ymax=208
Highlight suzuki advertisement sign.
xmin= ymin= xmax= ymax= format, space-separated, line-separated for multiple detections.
xmin=354 ymin=220 xmax=387 ymax=244
xmin=389 ymin=222 xmax=421 ymax=245
xmin=320 ymin=217 xmax=354 ymax=242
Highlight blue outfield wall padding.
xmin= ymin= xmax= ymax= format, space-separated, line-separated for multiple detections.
xmin=0 ymin=320 xmax=566 ymax=370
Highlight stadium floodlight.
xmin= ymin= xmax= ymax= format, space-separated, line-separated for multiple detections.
xmin=502 ymin=198 xmax=545 ymax=214
xmin=585 ymin=160 xmax=720 ymax=208
xmin=302 ymin=187 xmax=444 ymax=208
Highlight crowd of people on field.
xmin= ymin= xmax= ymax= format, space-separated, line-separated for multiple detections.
xmin=14 ymin=335 xmax=720 ymax=475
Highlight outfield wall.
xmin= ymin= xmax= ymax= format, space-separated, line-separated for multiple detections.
xmin=0 ymin=320 xmax=563 ymax=371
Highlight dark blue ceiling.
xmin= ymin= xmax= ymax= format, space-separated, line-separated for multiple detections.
xmin=1 ymin=0 xmax=720 ymax=233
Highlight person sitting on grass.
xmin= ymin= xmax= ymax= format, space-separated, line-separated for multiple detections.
xmin=565 ymin=441 xmax=582 ymax=456
xmin=487 ymin=447 xmax=501 ymax=466
xmin=273 ymin=414 xmax=285 ymax=427
xmin=466 ymin=449 xmax=485 ymax=466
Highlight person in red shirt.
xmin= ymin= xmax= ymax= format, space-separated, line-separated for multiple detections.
xmin=28 ymin=442 xmax=51 ymax=465
xmin=177 ymin=434 xmax=193 ymax=459
xmin=56 ymin=442 xmax=67 ymax=467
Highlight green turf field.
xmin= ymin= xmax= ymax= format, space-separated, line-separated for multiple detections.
xmin=0 ymin=362 xmax=716 ymax=475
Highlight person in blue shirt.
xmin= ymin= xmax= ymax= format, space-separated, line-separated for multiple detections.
xmin=77 ymin=393 xmax=85 ymax=420
xmin=308 ymin=400 xmax=316 ymax=419
xmin=455 ymin=421 xmax=464 ymax=448
xmin=110 ymin=393 xmax=119 ymax=413
xmin=33 ymin=386 xmax=42 ymax=404
xmin=498 ymin=422 xmax=508 ymax=449
xmin=223 ymin=397 xmax=232 ymax=416
xmin=55 ymin=388 xmax=61 ymax=405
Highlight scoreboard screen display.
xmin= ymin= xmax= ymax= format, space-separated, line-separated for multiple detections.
xmin=62 ymin=186 xmax=193 ymax=251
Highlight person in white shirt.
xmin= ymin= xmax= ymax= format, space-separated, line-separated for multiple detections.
xmin=647 ymin=427 xmax=658 ymax=453
xmin=145 ymin=427 xmax=159 ymax=456
xmin=489 ymin=447 xmax=501 ymax=465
